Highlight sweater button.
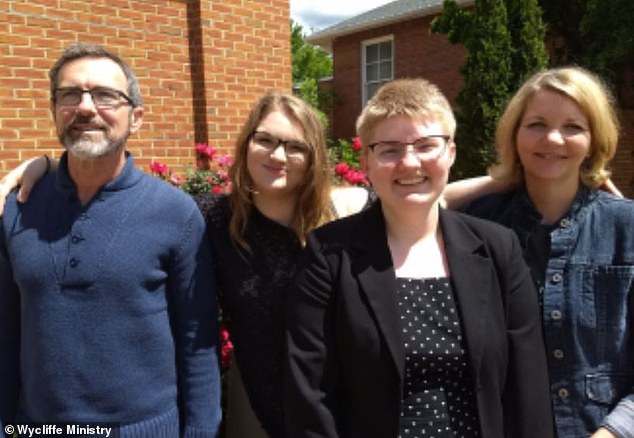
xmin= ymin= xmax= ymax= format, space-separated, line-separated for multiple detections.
xmin=560 ymin=218 xmax=571 ymax=228
xmin=551 ymin=273 xmax=562 ymax=283
xmin=69 ymin=258 xmax=79 ymax=268
xmin=551 ymin=310 xmax=562 ymax=320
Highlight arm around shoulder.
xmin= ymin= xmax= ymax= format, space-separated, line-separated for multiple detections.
xmin=0 ymin=155 xmax=56 ymax=215
xmin=443 ymin=176 xmax=513 ymax=210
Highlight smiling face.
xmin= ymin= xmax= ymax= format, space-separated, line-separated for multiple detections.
xmin=246 ymin=109 xmax=310 ymax=198
xmin=363 ymin=114 xmax=455 ymax=212
xmin=516 ymin=90 xmax=591 ymax=188
xmin=52 ymin=57 xmax=143 ymax=160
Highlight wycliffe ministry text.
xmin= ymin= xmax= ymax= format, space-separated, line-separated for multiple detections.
xmin=6 ymin=423 xmax=114 ymax=437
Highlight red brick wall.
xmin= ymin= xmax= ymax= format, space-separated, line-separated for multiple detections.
xmin=612 ymin=65 xmax=634 ymax=197
xmin=613 ymin=109 xmax=634 ymax=197
xmin=0 ymin=0 xmax=291 ymax=176
xmin=330 ymin=15 xmax=466 ymax=141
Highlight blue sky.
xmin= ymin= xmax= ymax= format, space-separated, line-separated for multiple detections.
xmin=290 ymin=0 xmax=394 ymax=33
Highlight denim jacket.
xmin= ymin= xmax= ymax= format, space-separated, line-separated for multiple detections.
xmin=465 ymin=188 xmax=634 ymax=438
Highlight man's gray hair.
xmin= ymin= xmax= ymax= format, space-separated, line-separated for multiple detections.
xmin=49 ymin=42 xmax=142 ymax=107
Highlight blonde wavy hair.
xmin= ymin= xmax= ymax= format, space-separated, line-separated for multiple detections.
xmin=228 ymin=93 xmax=333 ymax=250
xmin=490 ymin=66 xmax=620 ymax=188
xmin=356 ymin=78 xmax=456 ymax=150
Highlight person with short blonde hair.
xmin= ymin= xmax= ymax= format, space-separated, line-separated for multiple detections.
xmin=356 ymin=78 xmax=457 ymax=150
xmin=286 ymin=78 xmax=554 ymax=438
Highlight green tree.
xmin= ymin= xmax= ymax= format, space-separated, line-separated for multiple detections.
xmin=433 ymin=0 xmax=513 ymax=178
xmin=539 ymin=0 xmax=634 ymax=96
xmin=507 ymin=0 xmax=548 ymax=90
xmin=432 ymin=0 xmax=547 ymax=178
xmin=291 ymin=20 xmax=333 ymax=120
xmin=291 ymin=20 xmax=332 ymax=84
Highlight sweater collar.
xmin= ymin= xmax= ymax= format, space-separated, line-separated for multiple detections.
xmin=55 ymin=151 xmax=143 ymax=198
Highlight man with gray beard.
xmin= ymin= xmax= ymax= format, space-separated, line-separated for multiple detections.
xmin=0 ymin=43 xmax=221 ymax=437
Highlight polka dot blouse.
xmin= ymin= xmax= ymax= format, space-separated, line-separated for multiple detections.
xmin=396 ymin=277 xmax=481 ymax=438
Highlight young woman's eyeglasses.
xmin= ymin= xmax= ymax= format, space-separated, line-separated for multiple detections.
xmin=250 ymin=131 xmax=311 ymax=161
xmin=53 ymin=87 xmax=135 ymax=108
xmin=368 ymin=135 xmax=450 ymax=165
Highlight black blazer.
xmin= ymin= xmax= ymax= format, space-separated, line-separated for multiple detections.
xmin=285 ymin=201 xmax=554 ymax=438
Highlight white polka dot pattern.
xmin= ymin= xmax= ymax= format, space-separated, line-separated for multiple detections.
xmin=396 ymin=277 xmax=481 ymax=438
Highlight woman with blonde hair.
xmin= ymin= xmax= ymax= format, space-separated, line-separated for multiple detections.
xmin=463 ymin=66 xmax=634 ymax=438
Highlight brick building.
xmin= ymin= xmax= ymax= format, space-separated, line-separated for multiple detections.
xmin=0 ymin=0 xmax=291 ymax=176
xmin=309 ymin=0 xmax=634 ymax=197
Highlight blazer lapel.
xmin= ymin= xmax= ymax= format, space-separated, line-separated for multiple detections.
xmin=439 ymin=209 xmax=493 ymax=382
xmin=351 ymin=202 xmax=405 ymax=381
xmin=348 ymin=206 xmax=495 ymax=383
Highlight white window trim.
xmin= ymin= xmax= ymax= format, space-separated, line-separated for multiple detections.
xmin=361 ymin=35 xmax=394 ymax=107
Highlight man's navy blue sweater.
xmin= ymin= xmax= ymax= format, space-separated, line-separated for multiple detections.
xmin=0 ymin=154 xmax=221 ymax=437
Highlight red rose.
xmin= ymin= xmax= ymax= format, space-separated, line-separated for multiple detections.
xmin=195 ymin=143 xmax=216 ymax=159
xmin=351 ymin=136 xmax=362 ymax=151
xmin=149 ymin=161 xmax=169 ymax=177
xmin=335 ymin=162 xmax=349 ymax=176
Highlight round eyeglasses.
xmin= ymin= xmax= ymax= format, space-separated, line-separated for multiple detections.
xmin=368 ymin=135 xmax=450 ymax=165
xmin=53 ymin=86 xmax=135 ymax=108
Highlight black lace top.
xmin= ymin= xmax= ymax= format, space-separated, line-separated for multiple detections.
xmin=194 ymin=194 xmax=302 ymax=437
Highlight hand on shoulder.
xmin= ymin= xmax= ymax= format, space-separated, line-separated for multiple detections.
xmin=590 ymin=428 xmax=618 ymax=438
xmin=0 ymin=155 xmax=53 ymax=216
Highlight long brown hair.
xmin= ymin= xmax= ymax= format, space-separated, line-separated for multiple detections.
xmin=228 ymin=93 xmax=333 ymax=250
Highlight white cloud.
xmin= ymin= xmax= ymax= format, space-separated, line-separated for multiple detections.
xmin=291 ymin=0 xmax=395 ymax=32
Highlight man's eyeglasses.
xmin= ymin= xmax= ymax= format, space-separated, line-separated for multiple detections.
xmin=368 ymin=135 xmax=450 ymax=165
xmin=251 ymin=131 xmax=311 ymax=160
xmin=53 ymin=87 xmax=135 ymax=108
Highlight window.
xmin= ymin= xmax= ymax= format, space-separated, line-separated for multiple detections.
xmin=362 ymin=37 xmax=393 ymax=105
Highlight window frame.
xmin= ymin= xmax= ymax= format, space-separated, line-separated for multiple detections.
xmin=361 ymin=35 xmax=394 ymax=107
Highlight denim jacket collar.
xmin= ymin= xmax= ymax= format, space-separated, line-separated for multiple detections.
xmin=510 ymin=185 xmax=596 ymax=246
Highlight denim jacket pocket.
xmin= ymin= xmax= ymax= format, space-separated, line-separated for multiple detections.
xmin=585 ymin=373 xmax=633 ymax=406
xmin=580 ymin=265 xmax=634 ymax=330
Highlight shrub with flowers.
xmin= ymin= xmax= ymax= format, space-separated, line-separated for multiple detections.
xmin=150 ymin=143 xmax=233 ymax=196
xmin=329 ymin=136 xmax=368 ymax=186
xmin=150 ymin=143 xmax=234 ymax=371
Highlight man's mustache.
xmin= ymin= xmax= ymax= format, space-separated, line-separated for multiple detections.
xmin=65 ymin=116 xmax=106 ymax=132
